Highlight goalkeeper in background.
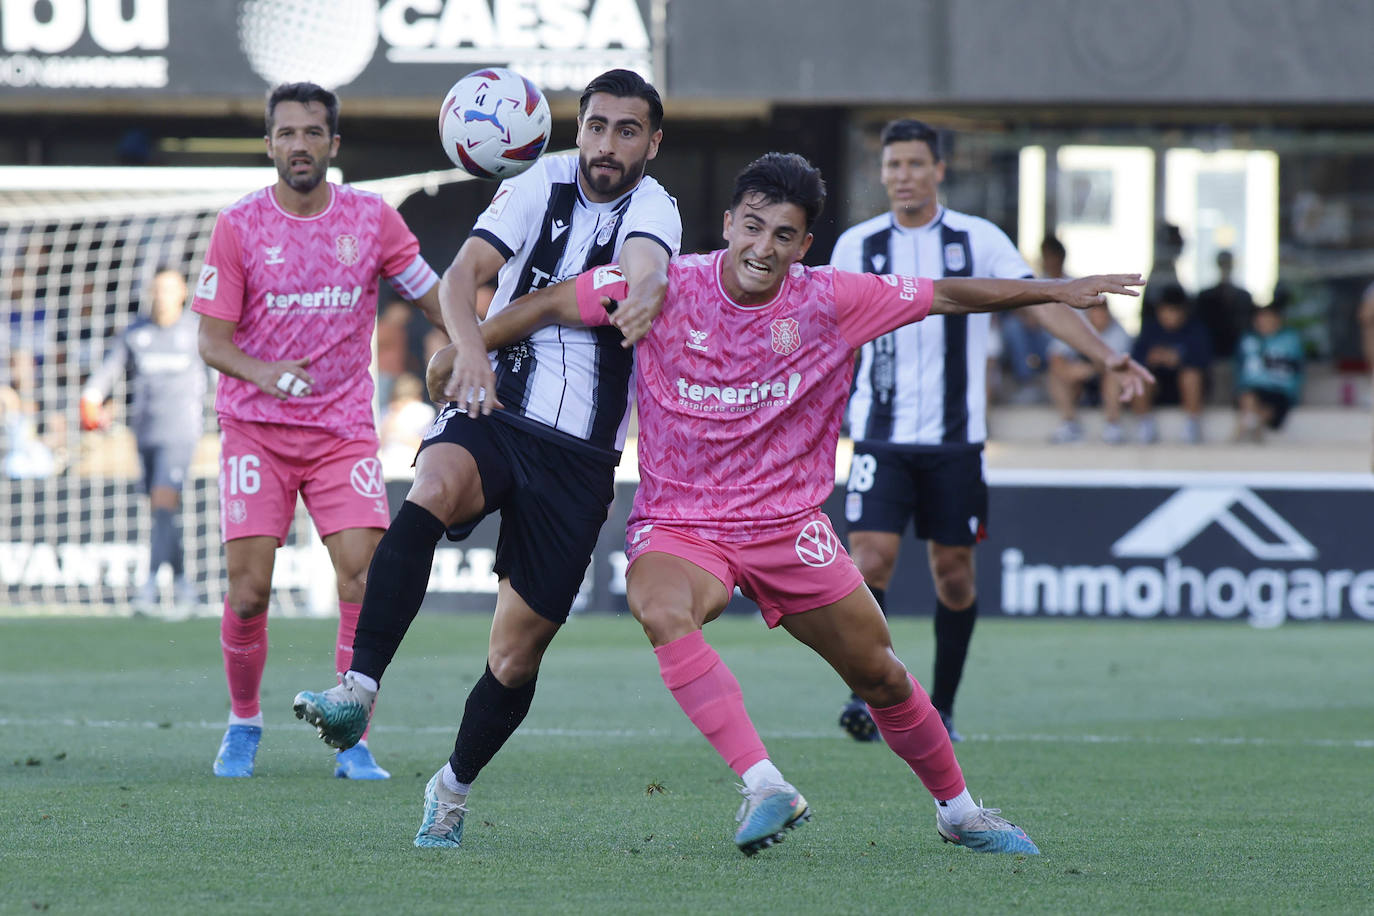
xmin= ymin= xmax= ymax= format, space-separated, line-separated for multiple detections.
xmin=82 ymin=266 xmax=206 ymax=614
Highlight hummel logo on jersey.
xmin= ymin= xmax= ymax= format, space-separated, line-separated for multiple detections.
xmin=265 ymin=285 xmax=363 ymax=310
xmin=687 ymin=329 xmax=709 ymax=352
xmin=676 ymin=372 xmax=801 ymax=407
xmin=551 ymin=218 xmax=570 ymax=242
xmin=264 ymin=245 xmax=285 ymax=265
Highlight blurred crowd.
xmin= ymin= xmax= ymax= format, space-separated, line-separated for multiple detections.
xmin=988 ymin=232 xmax=1339 ymax=446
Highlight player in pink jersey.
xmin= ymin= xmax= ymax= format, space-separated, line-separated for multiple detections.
xmin=193 ymin=82 xmax=454 ymax=780
xmin=442 ymin=152 xmax=1141 ymax=856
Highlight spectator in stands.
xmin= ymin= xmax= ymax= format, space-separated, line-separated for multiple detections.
xmin=1 ymin=352 xmax=57 ymax=480
xmin=81 ymin=266 xmax=206 ymax=611
xmin=377 ymin=372 xmax=436 ymax=475
xmin=375 ymin=299 xmax=412 ymax=411
xmin=1131 ymin=283 xmax=1211 ymax=444
xmin=1233 ymin=303 xmax=1305 ymax=443
xmin=1195 ymin=250 xmax=1254 ymax=361
xmin=1141 ymin=222 xmax=1184 ymax=325
xmin=997 ymin=235 xmax=1062 ymax=403
xmin=1047 ymin=301 xmax=1133 ymax=444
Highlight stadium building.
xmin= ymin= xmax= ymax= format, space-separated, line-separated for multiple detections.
xmin=2 ymin=0 xmax=1372 ymax=618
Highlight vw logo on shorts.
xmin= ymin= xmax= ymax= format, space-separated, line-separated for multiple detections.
xmin=795 ymin=519 xmax=838 ymax=567
xmin=350 ymin=457 xmax=385 ymax=498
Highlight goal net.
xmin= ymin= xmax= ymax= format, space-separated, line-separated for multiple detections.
xmin=0 ymin=164 xmax=479 ymax=618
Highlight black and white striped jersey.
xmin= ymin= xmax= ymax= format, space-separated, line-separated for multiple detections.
xmin=472 ymin=154 xmax=681 ymax=457
xmin=831 ymin=207 xmax=1031 ymax=448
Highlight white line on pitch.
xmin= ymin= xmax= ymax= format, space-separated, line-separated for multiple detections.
xmin=2 ymin=717 xmax=1371 ymax=749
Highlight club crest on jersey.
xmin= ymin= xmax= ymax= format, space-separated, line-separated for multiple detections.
xmin=795 ymin=519 xmax=838 ymax=567
xmin=869 ymin=253 xmax=887 ymax=272
xmin=770 ymin=317 xmax=801 ymax=355
xmin=335 ymin=234 xmax=360 ymax=266
xmin=943 ymin=242 xmax=967 ymax=273
xmin=596 ymin=214 xmax=619 ymax=247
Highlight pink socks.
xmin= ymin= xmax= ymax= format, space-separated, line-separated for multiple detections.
xmin=336 ymin=600 xmax=360 ymax=678
xmin=868 ymin=674 xmax=966 ymax=801
xmin=654 ymin=630 xmax=768 ymax=776
xmin=220 ymin=599 xmax=268 ymax=719
xmin=336 ymin=600 xmax=372 ymax=739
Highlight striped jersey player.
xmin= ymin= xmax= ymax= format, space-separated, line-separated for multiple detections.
xmin=828 ymin=119 xmax=1152 ymax=745
xmin=289 ymin=70 xmax=683 ymax=852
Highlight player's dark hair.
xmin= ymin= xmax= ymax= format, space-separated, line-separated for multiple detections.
xmin=265 ymin=82 xmax=340 ymax=136
xmin=881 ymin=118 xmax=941 ymax=162
xmin=1041 ymin=234 xmax=1066 ymax=259
xmin=579 ymin=69 xmax=663 ymax=132
xmin=730 ymin=153 xmax=827 ymax=231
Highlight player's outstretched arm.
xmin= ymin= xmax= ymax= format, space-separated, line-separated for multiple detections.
xmin=605 ymin=236 xmax=670 ymax=347
xmin=1029 ymin=286 xmax=1156 ymax=400
xmin=930 ymin=273 xmax=1144 ymax=315
xmin=197 ymin=314 xmax=313 ymax=402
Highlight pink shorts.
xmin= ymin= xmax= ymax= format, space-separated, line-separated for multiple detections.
xmin=217 ymin=417 xmax=390 ymax=545
xmin=626 ymin=512 xmax=865 ymax=628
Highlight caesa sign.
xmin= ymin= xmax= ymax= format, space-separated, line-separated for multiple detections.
xmin=377 ymin=0 xmax=652 ymax=91
xmin=0 ymin=0 xmax=169 ymax=88
xmin=1 ymin=0 xmax=652 ymax=94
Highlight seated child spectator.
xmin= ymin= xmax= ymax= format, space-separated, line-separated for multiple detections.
xmin=1234 ymin=303 xmax=1304 ymax=442
xmin=1047 ymin=302 xmax=1134 ymax=444
xmin=1130 ymin=283 xmax=1211 ymax=444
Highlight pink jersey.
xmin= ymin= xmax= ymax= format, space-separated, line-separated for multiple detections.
xmin=192 ymin=183 xmax=438 ymax=438
xmin=577 ymin=251 xmax=934 ymax=541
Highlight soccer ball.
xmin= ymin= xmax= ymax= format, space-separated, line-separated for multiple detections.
xmin=438 ymin=68 xmax=552 ymax=180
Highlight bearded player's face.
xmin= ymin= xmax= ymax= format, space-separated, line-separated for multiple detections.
xmin=575 ymin=93 xmax=660 ymax=203
xmin=266 ymin=100 xmax=338 ymax=195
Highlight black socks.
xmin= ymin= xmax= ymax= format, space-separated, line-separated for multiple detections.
xmin=931 ymin=599 xmax=977 ymax=716
xmin=449 ymin=664 xmax=538 ymax=784
xmin=349 ymin=500 xmax=447 ymax=681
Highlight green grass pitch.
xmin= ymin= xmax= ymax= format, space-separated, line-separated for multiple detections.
xmin=3 ymin=613 xmax=1372 ymax=914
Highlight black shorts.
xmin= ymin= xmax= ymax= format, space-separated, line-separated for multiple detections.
xmin=418 ymin=407 xmax=616 ymax=624
xmin=138 ymin=440 xmax=195 ymax=494
xmin=843 ymin=442 xmax=988 ymax=546
xmin=1246 ymin=387 xmax=1294 ymax=429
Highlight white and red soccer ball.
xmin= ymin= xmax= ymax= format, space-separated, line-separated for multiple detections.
xmin=439 ymin=67 xmax=552 ymax=180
